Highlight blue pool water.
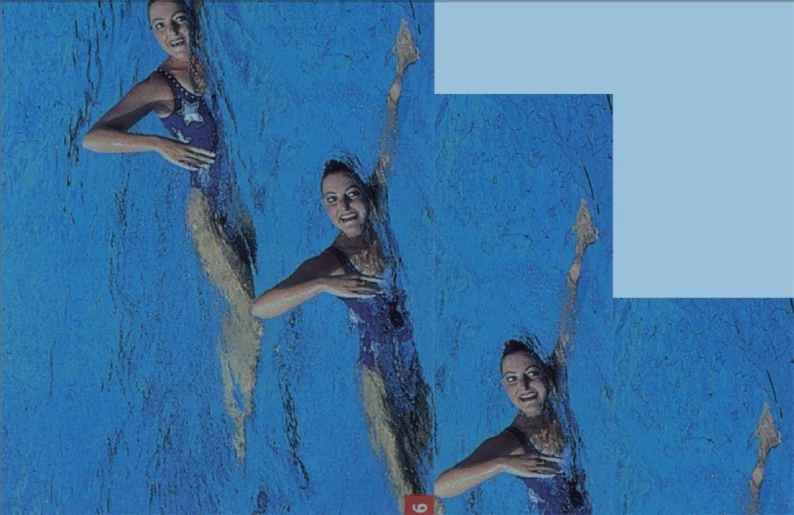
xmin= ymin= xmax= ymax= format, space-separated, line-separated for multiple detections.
xmin=433 ymin=96 xmax=791 ymax=514
xmin=3 ymin=2 xmax=433 ymax=513
xmin=434 ymin=94 xmax=615 ymax=514
xmin=611 ymin=298 xmax=792 ymax=514
xmin=3 ymin=2 xmax=792 ymax=514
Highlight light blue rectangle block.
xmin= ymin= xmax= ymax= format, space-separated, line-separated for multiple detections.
xmin=436 ymin=2 xmax=794 ymax=297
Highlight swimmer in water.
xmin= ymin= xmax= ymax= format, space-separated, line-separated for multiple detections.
xmin=435 ymin=200 xmax=598 ymax=514
xmin=83 ymin=0 xmax=261 ymax=461
xmin=252 ymin=20 xmax=432 ymax=505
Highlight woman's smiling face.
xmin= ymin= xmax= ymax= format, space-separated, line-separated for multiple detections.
xmin=322 ymin=171 xmax=369 ymax=237
xmin=149 ymin=0 xmax=191 ymax=60
xmin=501 ymin=351 xmax=548 ymax=418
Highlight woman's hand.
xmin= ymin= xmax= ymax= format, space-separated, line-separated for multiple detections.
xmin=500 ymin=453 xmax=564 ymax=479
xmin=252 ymin=252 xmax=374 ymax=319
xmin=154 ymin=137 xmax=216 ymax=171
xmin=322 ymin=274 xmax=383 ymax=298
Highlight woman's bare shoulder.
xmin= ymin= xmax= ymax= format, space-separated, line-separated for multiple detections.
xmin=470 ymin=428 xmax=524 ymax=459
xmin=498 ymin=423 xmax=527 ymax=455
xmin=136 ymin=70 xmax=172 ymax=98
xmin=292 ymin=248 xmax=345 ymax=280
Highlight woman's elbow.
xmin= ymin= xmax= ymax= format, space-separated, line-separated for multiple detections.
xmin=433 ymin=475 xmax=458 ymax=499
xmin=82 ymin=129 xmax=103 ymax=152
xmin=251 ymin=296 xmax=283 ymax=319
xmin=433 ymin=484 xmax=451 ymax=499
xmin=251 ymin=302 xmax=273 ymax=319
xmin=82 ymin=132 xmax=96 ymax=151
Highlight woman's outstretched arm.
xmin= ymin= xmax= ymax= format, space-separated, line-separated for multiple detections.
xmin=371 ymin=19 xmax=419 ymax=200
xmin=252 ymin=250 xmax=383 ymax=319
xmin=435 ymin=430 xmax=563 ymax=498
xmin=82 ymin=74 xmax=215 ymax=171
xmin=549 ymin=200 xmax=598 ymax=390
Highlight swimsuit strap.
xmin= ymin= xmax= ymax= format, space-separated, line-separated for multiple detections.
xmin=326 ymin=246 xmax=359 ymax=275
xmin=156 ymin=67 xmax=200 ymax=99
xmin=504 ymin=426 xmax=538 ymax=455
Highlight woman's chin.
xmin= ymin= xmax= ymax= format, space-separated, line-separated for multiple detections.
xmin=162 ymin=45 xmax=191 ymax=62
xmin=339 ymin=223 xmax=366 ymax=238
xmin=172 ymin=50 xmax=192 ymax=61
xmin=342 ymin=229 xmax=363 ymax=239
xmin=518 ymin=404 xmax=544 ymax=419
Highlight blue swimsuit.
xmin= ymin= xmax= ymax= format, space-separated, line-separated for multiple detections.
xmin=325 ymin=241 xmax=429 ymax=478
xmin=155 ymin=68 xmax=255 ymax=270
xmin=504 ymin=424 xmax=591 ymax=514
xmin=156 ymin=69 xmax=221 ymax=195
xmin=325 ymin=245 xmax=413 ymax=373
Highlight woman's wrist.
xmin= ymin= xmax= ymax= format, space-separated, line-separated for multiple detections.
xmin=312 ymin=277 xmax=328 ymax=294
xmin=493 ymin=456 xmax=509 ymax=474
xmin=148 ymin=135 xmax=163 ymax=154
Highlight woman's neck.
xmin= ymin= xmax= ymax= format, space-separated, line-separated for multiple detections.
xmin=163 ymin=55 xmax=207 ymax=95
xmin=164 ymin=55 xmax=190 ymax=70
xmin=515 ymin=404 xmax=556 ymax=430
xmin=336 ymin=224 xmax=376 ymax=251
xmin=514 ymin=406 xmax=565 ymax=454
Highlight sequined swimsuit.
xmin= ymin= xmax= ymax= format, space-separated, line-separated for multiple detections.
xmin=156 ymin=69 xmax=224 ymax=197
xmin=154 ymin=68 xmax=255 ymax=269
xmin=325 ymin=245 xmax=413 ymax=372
xmin=504 ymin=423 xmax=591 ymax=514
xmin=325 ymin=241 xmax=428 ymax=449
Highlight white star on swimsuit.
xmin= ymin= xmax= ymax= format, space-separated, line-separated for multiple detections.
xmin=178 ymin=100 xmax=204 ymax=126
xmin=172 ymin=129 xmax=192 ymax=144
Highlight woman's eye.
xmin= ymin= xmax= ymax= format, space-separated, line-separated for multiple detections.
xmin=348 ymin=190 xmax=360 ymax=199
xmin=527 ymin=371 xmax=538 ymax=379
xmin=154 ymin=22 xmax=165 ymax=30
xmin=505 ymin=376 xmax=515 ymax=383
xmin=325 ymin=196 xmax=337 ymax=204
xmin=174 ymin=14 xmax=188 ymax=24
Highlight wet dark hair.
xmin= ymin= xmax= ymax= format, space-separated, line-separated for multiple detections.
xmin=148 ymin=0 xmax=187 ymax=8
xmin=148 ymin=0 xmax=189 ymax=18
xmin=322 ymin=159 xmax=363 ymax=184
xmin=323 ymin=159 xmax=358 ymax=179
xmin=501 ymin=336 xmax=553 ymax=390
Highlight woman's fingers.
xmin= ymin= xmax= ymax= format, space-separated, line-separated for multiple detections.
xmin=330 ymin=275 xmax=384 ymax=298
xmin=186 ymin=146 xmax=216 ymax=165
xmin=352 ymin=282 xmax=383 ymax=295
xmin=170 ymin=156 xmax=199 ymax=171
xmin=342 ymin=275 xmax=383 ymax=289
xmin=354 ymin=277 xmax=382 ymax=287
xmin=506 ymin=454 xmax=564 ymax=478
xmin=188 ymin=146 xmax=216 ymax=158
xmin=175 ymin=151 xmax=213 ymax=170
xmin=357 ymin=275 xmax=385 ymax=284
xmin=513 ymin=468 xmax=561 ymax=478
xmin=534 ymin=457 xmax=563 ymax=471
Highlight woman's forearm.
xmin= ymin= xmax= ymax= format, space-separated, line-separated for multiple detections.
xmin=83 ymin=127 xmax=161 ymax=155
xmin=251 ymin=277 xmax=327 ymax=319
xmin=435 ymin=458 xmax=506 ymax=499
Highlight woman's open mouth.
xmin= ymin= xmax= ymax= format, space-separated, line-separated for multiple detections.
xmin=340 ymin=213 xmax=358 ymax=223
xmin=518 ymin=392 xmax=538 ymax=403
xmin=169 ymin=38 xmax=186 ymax=47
